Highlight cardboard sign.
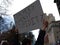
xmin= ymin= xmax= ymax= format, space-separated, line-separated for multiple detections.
xmin=14 ymin=0 xmax=43 ymax=33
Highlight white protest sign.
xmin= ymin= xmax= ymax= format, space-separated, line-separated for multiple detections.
xmin=14 ymin=0 xmax=44 ymax=33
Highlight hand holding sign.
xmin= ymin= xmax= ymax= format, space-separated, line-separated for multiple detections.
xmin=42 ymin=19 xmax=48 ymax=31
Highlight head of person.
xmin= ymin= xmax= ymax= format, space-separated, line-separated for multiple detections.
xmin=1 ymin=40 xmax=9 ymax=45
xmin=22 ymin=38 xmax=32 ymax=45
xmin=1 ymin=42 xmax=9 ymax=45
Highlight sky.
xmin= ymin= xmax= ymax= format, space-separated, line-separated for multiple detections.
xmin=8 ymin=0 xmax=60 ymax=21
xmin=40 ymin=0 xmax=60 ymax=21
xmin=7 ymin=0 xmax=60 ymax=40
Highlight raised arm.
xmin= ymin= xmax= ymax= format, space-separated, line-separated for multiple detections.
xmin=35 ymin=20 xmax=48 ymax=45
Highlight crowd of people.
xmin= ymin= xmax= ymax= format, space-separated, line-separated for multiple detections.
xmin=0 ymin=19 xmax=48 ymax=45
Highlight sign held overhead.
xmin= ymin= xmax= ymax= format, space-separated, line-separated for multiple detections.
xmin=14 ymin=0 xmax=44 ymax=33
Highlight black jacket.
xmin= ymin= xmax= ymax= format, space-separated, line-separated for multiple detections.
xmin=35 ymin=30 xmax=46 ymax=45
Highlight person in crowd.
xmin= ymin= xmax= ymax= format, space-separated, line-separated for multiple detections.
xmin=2 ymin=42 xmax=8 ymax=45
xmin=22 ymin=38 xmax=31 ymax=45
xmin=1 ymin=40 xmax=9 ymax=45
xmin=22 ymin=19 xmax=48 ymax=45
xmin=7 ymin=26 xmax=20 ymax=45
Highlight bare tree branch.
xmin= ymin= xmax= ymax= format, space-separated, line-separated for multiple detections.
xmin=0 ymin=0 xmax=13 ymax=15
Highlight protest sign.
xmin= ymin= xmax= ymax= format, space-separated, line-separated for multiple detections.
xmin=14 ymin=0 xmax=44 ymax=33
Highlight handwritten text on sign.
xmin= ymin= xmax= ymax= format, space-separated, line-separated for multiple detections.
xmin=14 ymin=0 xmax=43 ymax=33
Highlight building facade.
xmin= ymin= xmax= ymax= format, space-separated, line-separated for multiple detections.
xmin=47 ymin=21 xmax=60 ymax=45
